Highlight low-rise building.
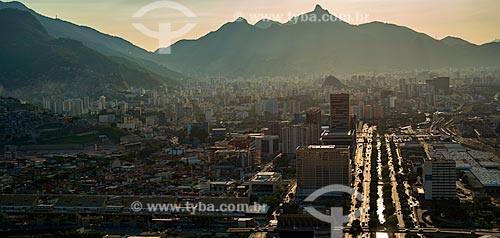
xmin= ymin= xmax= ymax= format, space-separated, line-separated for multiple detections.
xmin=249 ymin=172 xmax=282 ymax=195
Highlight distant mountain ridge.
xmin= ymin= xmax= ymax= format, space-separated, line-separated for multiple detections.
xmin=321 ymin=76 xmax=347 ymax=89
xmin=441 ymin=36 xmax=475 ymax=47
xmin=1 ymin=2 xmax=499 ymax=78
xmin=157 ymin=4 xmax=500 ymax=76
xmin=0 ymin=0 xmax=184 ymax=81
xmin=255 ymin=19 xmax=282 ymax=29
xmin=0 ymin=8 xmax=170 ymax=98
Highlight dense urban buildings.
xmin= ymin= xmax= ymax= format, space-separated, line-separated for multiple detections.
xmin=2 ymin=1 xmax=500 ymax=237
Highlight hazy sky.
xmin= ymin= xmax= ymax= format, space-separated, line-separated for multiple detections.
xmin=12 ymin=0 xmax=500 ymax=51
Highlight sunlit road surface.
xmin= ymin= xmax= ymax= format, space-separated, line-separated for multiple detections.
xmin=376 ymin=232 xmax=389 ymax=238
xmin=361 ymin=127 xmax=374 ymax=228
xmin=348 ymin=125 xmax=373 ymax=229
xmin=385 ymin=135 xmax=405 ymax=238
xmin=348 ymin=137 xmax=364 ymax=225
xmin=267 ymin=180 xmax=296 ymax=228
xmin=248 ymin=231 xmax=267 ymax=238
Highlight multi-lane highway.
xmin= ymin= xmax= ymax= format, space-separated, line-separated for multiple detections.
xmin=385 ymin=136 xmax=406 ymax=238
xmin=348 ymin=125 xmax=374 ymax=229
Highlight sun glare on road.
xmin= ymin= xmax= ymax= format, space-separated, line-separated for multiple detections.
xmin=376 ymin=232 xmax=389 ymax=238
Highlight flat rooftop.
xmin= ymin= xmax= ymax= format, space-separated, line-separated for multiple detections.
xmin=479 ymin=161 xmax=500 ymax=168
xmin=470 ymin=167 xmax=500 ymax=187
xmin=321 ymin=130 xmax=354 ymax=137
xmin=298 ymin=144 xmax=350 ymax=150
xmin=251 ymin=172 xmax=281 ymax=182
xmin=306 ymin=145 xmax=337 ymax=149
xmin=0 ymin=194 xmax=37 ymax=207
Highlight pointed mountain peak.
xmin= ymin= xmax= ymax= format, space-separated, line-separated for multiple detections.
xmin=313 ymin=4 xmax=329 ymax=14
xmin=286 ymin=4 xmax=347 ymax=25
xmin=217 ymin=16 xmax=251 ymax=32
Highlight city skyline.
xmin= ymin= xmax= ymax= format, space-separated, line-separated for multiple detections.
xmin=8 ymin=0 xmax=500 ymax=51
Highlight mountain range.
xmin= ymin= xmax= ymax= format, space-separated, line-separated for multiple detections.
xmin=158 ymin=5 xmax=500 ymax=76
xmin=0 ymin=0 xmax=184 ymax=80
xmin=1 ymin=1 xmax=500 ymax=82
xmin=0 ymin=8 xmax=176 ymax=98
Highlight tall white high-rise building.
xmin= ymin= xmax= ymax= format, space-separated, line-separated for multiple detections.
xmin=98 ymin=96 xmax=106 ymax=110
xmin=423 ymin=159 xmax=456 ymax=200
xmin=205 ymin=108 xmax=214 ymax=123
xmin=69 ymin=99 xmax=83 ymax=117
xmin=281 ymin=124 xmax=311 ymax=157
xmin=83 ymin=96 xmax=90 ymax=114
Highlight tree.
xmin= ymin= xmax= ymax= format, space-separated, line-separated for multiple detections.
xmin=369 ymin=217 xmax=380 ymax=229
xmin=407 ymin=171 xmax=418 ymax=184
xmin=250 ymin=194 xmax=259 ymax=203
xmin=350 ymin=219 xmax=363 ymax=237
xmin=385 ymin=215 xmax=399 ymax=230
xmin=274 ymin=155 xmax=290 ymax=168
xmin=264 ymin=195 xmax=280 ymax=209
